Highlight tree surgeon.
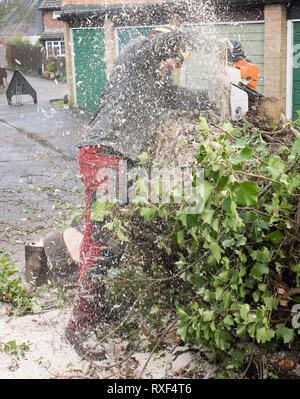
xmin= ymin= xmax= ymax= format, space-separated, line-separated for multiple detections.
xmin=66 ymin=28 xmax=213 ymax=360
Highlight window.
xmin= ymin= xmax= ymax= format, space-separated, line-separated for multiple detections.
xmin=45 ymin=40 xmax=65 ymax=57
xmin=53 ymin=11 xmax=61 ymax=19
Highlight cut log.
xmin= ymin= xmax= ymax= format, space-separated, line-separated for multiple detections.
xmin=25 ymin=240 xmax=48 ymax=286
xmin=63 ymin=227 xmax=83 ymax=264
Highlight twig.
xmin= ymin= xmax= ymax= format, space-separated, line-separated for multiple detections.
xmin=210 ymin=123 xmax=268 ymax=166
xmin=66 ymin=250 xmax=211 ymax=290
xmin=82 ymin=251 xmax=211 ymax=360
xmin=98 ymin=341 xmax=141 ymax=371
xmin=234 ymin=170 xmax=281 ymax=184
xmin=240 ymin=353 xmax=255 ymax=379
xmin=136 ymin=320 xmax=177 ymax=379
xmin=258 ymin=160 xmax=299 ymax=199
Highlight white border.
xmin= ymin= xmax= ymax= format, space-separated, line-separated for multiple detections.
xmin=287 ymin=19 xmax=300 ymax=120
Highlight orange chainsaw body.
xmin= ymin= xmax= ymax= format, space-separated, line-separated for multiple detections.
xmin=235 ymin=59 xmax=259 ymax=91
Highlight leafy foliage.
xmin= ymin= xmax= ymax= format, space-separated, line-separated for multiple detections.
xmin=91 ymin=116 xmax=300 ymax=368
xmin=8 ymin=35 xmax=31 ymax=47
xmin=0 ymin=250 xmax=73 ymax=315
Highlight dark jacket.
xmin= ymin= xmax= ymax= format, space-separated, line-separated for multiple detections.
xmin=78 ymin=29 xmax=210 ymax=161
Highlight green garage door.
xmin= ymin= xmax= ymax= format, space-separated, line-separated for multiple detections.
xmin=183 ymin=23 xmax=264 ymax=94
xmin=73 ymin=28 xmax=107 ymax=112
xmin=293 ymin=22 xmax=300 ymax=121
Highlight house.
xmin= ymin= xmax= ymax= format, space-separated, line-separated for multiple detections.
xmin=39 ymin=0 xmax=66 ymax=75
xmin=58 ymin=0 xmax=300 ymax=121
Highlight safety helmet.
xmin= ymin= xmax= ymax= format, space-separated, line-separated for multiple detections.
xmin=149 ymin=25 xmax=178 ymax=36
xmin=149 ymin=25 xmax=189 ymax=62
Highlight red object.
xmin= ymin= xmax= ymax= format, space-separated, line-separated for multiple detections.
xmin=68 ymin=147 xmax=123 ymax=331
xmin=235 ymin=59 xmax=259 ymax=91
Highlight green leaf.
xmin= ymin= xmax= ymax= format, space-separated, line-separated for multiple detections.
xmin=223 ymin=315 xmax=235 ymax=326
xmin=223 ymin=197 xmax=232 ymax=213
xmin=203 ymin=180 xmax=214 ymax=207
xmin=90 ymin=198 xmax=109 ymax=222
xmin=288 ymin=136 xmax=300 ymax=161
xmin=117 ymin=226 xmax=129 ymax=242
xmin=202 ymin=310 xmax=215 ymax=322
xmin=176 ymin=230 xmax=185 ymax=247
xmin=232 ymin=146 xmax=253 ymax=164
xmin=209 ymin=242 xmax=222 ymax=263
xmin=256 ymin=327 xmax=275 ymax=343
xmin=215 ymin=287 xmax=224 ymax=300
xmin=199 ymin=117 xmax=210 ymax=134
xmin=239 ymin=304 xmax=250 ymax=321
xmin=222 ymin=121 xmax=235 ymax=134
xmin=177 ymin=326 xmax=188 ymax=342
xmin=267 ymin=230 xmax=284 ymax=244
xmin=222 ymin=238 xmax=235 ymax=248
xmin=234 ymin=182 xmax=258 ymax=206
xmin=250 ymin=262 xmax=269 ymax=279
xmin=138 ymin=152 xmax=148 ymax=165
xmin=266 ymin=157 xmax=285 ymax=180
xmin=276 ymin=324 xmax=294 ymax=343
xmin=140 ymin=206 xmax=157 ymax=222
xmin=201 ymin=209 xmax=214 ymax=225
xmin=230 ymin=350 xmax=245 ymax=367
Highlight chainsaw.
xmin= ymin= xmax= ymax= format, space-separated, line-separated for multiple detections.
xmin=225 ymin=39 xmax=264 ymax=120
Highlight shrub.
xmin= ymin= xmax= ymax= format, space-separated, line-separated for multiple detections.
xmin=48 ymin=62 xmax=57 ymax=73
xmin=8 ymin=36 xmax=30 ymax=46
xmin=96 ymin=115 xmax=300 ymax=369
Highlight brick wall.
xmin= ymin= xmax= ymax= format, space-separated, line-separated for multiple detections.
xmin=43 ymin=11 xmax=65 ymax=30
xmin=264 ymin=4 xmax=287 ymax=110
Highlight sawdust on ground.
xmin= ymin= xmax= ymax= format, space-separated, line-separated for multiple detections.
xmin=0 ymin=301 xmax=217 ymax=379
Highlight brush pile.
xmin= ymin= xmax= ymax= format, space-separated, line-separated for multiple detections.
xmin=101 ymin=107 xmax=300 ymax=376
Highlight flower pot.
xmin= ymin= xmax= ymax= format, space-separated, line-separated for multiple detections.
xmin=43 ymin=72 xmax=49 ymax=78
xmin=50 ymin=72 xmax=56 ymax=80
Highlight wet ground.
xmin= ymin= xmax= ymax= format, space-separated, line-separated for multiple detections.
xmin=0 ymin=70 xmax=92 ymax=272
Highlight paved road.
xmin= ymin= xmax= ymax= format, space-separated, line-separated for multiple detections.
xmin=0 ymin=70 xmax=92 ymax=272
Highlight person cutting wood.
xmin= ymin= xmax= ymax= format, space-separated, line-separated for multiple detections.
xmin=66 ymin=26 xmax=212 ymax=360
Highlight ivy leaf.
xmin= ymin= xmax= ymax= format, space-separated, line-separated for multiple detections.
xmin=90 ymin=199 xmax=109 ymax=222
xmin=177 ymin=326 xmax=188 ymax=342
xmin=250 ymin=262 xmax=269 ymax=279
xmin=222 ymin=121 xmax=235 ymax=134
xmin=140 ymin=206 xmax=157 ymax=222
xmin=239 ymin=304 xmax=250 ymax=321
xmin=230 ymin=350 xmax=245 ymax=367
xmin=203 ymin=180 xmax=214 ymax=207
xmin=266 ymin=157 xmax=285 ymax=180
xmin=288 ymin=136 xmax=300 ymax=162
xmin=199 ymin=117 xmax=210 ymax=134
xmin=117 ymin=226 xmax=129 ymax=242
xmin=267 ymin=230 xmax=284 ymax=244
xmin=222 ymin=238 xmax=235 ymax=248
xmin=276 ymin=324 xmax=294 ymax=344
xmin=176 ymin=230 xmax=185 ymax=247
xmin=232 ymin=146 xmax=253 ymax=164
xmin=234 ymin=182 xmax=258 ymax=206
xmin=201 ymin=209 xmax=215 ymax=225
xmin=256 ymin=327 xmax=275 ymax=343
xmin=209 ymin=242 xmax=222 ymax=263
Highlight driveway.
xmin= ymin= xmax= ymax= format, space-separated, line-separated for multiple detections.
xmin=0 ymin=70 xmax=92 ymax=272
